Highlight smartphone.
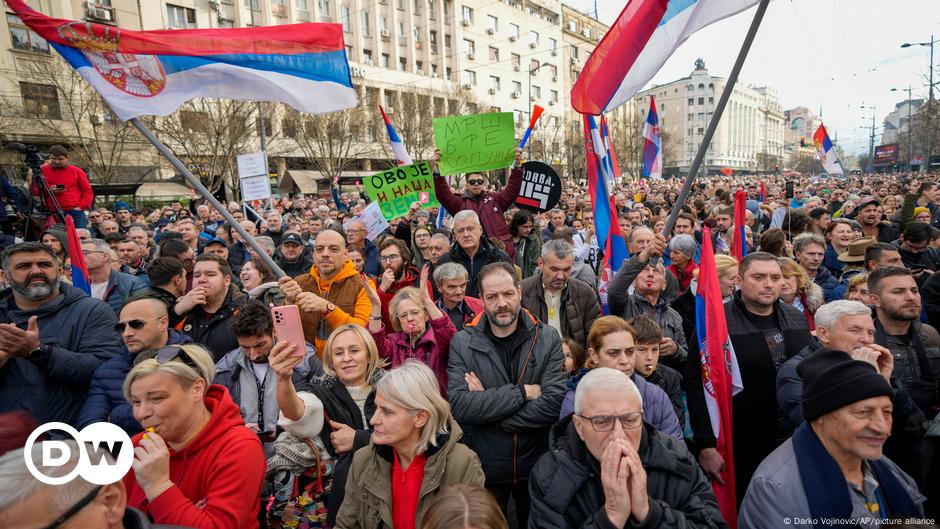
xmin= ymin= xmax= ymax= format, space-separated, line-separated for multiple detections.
xmin=271 ymin=305 xmax=307 ymax=358
xmin=785 ymin=182 xmax=795 ymax=199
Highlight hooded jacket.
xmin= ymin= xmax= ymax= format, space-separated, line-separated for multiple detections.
xmin=76 ymin=329 xmax=192 ymax=434
xmin=0 ymin=283 xmax=121 ymax=425
xmin=446 ymin=309 xmax=566 ymax=485
xmin=371 ymin=314 xmax=456 ymax=396
xmin=437 ymin=237 xmax=511 ymax=298
xmin=334 ymin=422 xmax=486 ymax=529
xmin=559 ymin=368 xmax=683 ymax=440
xmin=521 ymin=273 xmax=602 ymax=348
xmin=124 ymin=385 xmax=266 ymax=529
xmin=433 ymin=167 xmax=524 ymax=259
xmin=528 ymin=417 xmax=728 ymax=529
xmin=812 ymin=266 xmax=845 ymax=303
xmin=294 ymin=260 xmax=371 ymax=356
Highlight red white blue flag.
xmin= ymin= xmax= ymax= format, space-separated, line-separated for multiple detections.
xmin=6 ymin=0 xmax=357 ymax=121
xmin=379 ymin=106 xmax=413 ymax=166
xmin=65 ymin=216 xmax=91 ymax=295
xmin=731 ymin=190 xmax=748 ymax=262
xmin=642 ymin=96 xmax=662 ymax=179
xmin=813 ymin=123 xmax=844 ymax=176
xmin=695 ymin=227 xmax=743 ymax=527
xmin=571 ymin=0 xmax=760 ymax=114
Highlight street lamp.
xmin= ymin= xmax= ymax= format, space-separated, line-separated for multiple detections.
xmin=891 ymin=86 xmax=914 ymax=170
xmin=901 ymin=36 xmax=937 ymax=172
xmin=860 ymin=104 xmax=877 ymax=173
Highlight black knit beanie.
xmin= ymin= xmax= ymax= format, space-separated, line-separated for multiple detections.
xmin=797 ymin=348 xmax=893 ymax=422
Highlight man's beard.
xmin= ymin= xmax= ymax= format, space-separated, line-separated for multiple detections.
xmin=486 ymin=306 xmax=520 ymax=328
xmin=11 ymin=274 xmax=60 ymax=301
xmin=882 ymin=303 xmax=920 ymax=322
xmin=393 ymin=264 xmax=406 ymax=281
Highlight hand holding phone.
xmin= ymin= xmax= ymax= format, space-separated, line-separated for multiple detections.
xmin=271 ymin=305 xmax=307 ymax=358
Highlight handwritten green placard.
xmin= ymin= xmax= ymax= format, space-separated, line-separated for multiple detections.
xmin=364 ymin=161 xmax=440 ymax=220
xmin=432 ymin=112 xmax=516 ymax=176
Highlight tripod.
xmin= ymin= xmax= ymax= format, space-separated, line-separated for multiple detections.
xmin=8 ymin=143 xmax=66 ymax=239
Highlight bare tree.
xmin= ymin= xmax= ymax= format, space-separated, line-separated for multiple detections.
xmin=144 ymin=98 xmax=257 ymax=196
xmin=0 ymin=55 xmax=148 ymax=183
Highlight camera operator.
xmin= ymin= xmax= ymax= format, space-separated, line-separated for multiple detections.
xmin=31 ymin=145 xmax=93 ymax=229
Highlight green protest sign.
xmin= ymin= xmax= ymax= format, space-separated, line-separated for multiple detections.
xmin=432 ymin=112 xmax=516 ymax=176
xmin=364 ymin=161 xmax=439 ymax=220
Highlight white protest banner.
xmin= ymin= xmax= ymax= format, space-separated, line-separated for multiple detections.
xmin=237 ymin=152 xmax=272 ymax=201
xmin=344 ymin=201 xmax=389 ymax=241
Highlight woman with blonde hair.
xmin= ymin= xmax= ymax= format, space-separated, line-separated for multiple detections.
xmin=271 ymin=324 xmax=388 ymax=525
xmin=335 ymin=361 xmax=485 ymax=529
xmin=778 ymin=258 xmax=824 ymax=330
xmin=123 ymin=343 xmax=266 ymax=529
xmin=365 ymin=265 xmax=456 ymax=395
xmin=421 ymin=484 xmax=508 ymax=529
xmin=670 ymin=253 xmax=739 ymax=346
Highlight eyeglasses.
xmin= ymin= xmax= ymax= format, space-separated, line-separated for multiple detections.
xmin=466 ymin=179 xmax=485 ymax=186
xmin=41 ymin=485 xmax=102 ymax=529
xmin=114 ymin=317 xmax=161 ymax=333
xmin=380 ymin=254 xmax=402 ymax=262
xmin=154 ymin=345 xmax=199 ymax=371
xmin=577 ymin=412 xmax=644 ymax=432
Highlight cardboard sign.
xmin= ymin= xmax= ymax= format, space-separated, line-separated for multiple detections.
xmin=515 ymin=161 xmax=562 ymax=213
xmin=364 ymin=161 xmax=439 ymax=220
xmin=344 ymin=201 xmax=390 ymax=241
xmin=237 ymin=152 xmax=271 ymax=201
xmin=432 ymin=112 xmax=515 ymax=176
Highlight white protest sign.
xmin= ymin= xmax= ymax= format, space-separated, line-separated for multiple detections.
xmin=237 ymin=152 xmax=272 ymax=201
xmin=344 ymin=201 xmax=390 ymax=241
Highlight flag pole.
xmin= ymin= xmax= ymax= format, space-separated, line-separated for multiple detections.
xmin=129 ymin=117 xmax=287 ymax=278
xmin=659 ymin=0 xmax=771 ymax=240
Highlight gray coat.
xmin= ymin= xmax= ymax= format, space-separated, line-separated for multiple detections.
xmin=739 ymin=437 xmax=924 ymax=529
xmin=447 ymin=310 xmax=566 ymax=485
xmin=521 ymin=273 xmax=602 ymax=348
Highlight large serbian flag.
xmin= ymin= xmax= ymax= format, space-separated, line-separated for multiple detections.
xmin=695 ymin=227 xmax=743 ymax=527
xmin=5 ymin=0 xmax=357 ymax=121
xmin=571 ymin=0 xmax=759 ymax=114
xmin=813 ymin=123 xmax=845 ymax=176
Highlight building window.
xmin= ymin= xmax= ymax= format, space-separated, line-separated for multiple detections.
xmin=382 ymin=53 xmax=390 ymax=68
xmin=510 ymin=23 xmax=520 ymax=38
xmin=363 ymin=49 xmax=373 ymax=64
xmin=361 ymin=12 xmax=371 ymax=37
xmin=19 ymin=82 xmax=60 ymax=119
xmin=431 ymin=63 xmax=438 ymax=75
xmin=487 ymin=15 xmax=498 ymax=32
xmin=461 ymin=69 xmax=476 ymax=85
xmin=488 ymin=46 xmax=499 ymax=61
xmin=548 ymin=37 xmax=556 ymax=50
xmin=687 ymin=98 xmax=693 ymax=105
xmin=567 ymin=19 xmax=576 ymax=32
xmin=166 ymin=4 xmax=196 ymax=28
xmin=490 ymin=75 xmax=500 ymax=91
xmin=180 ymin=110 xmax=210 ymax=133
xmin=414 ymin=25 xmax=421 ymax=41
xmin=532 ymin=85 xmax=541 ymax=99
xmin=687 ymin=113 xmax=693 ymax=121
xmin=296 ymin=0 xmax=308 ymax=9
xmin=709 ymin=97 xmax=714 ymax=104
xmin=570 ymin=45 xmax=578 ymax=59
xmin=529 ymin=30 xmax=539 ymax=45
xmin=461 ymin=5 xmax=473 ymax=23
xmin=530 ymin=58 xmax=539 ymax=72
xmin=512 ymin=80 xmax=522 ymax=93
xmin=698 ymin=97 xmax=704 ymax=105
xmin=550 ymin=89 xmax=558 ymax=103
xmin=446 ymin=66 xmax=452 ymax=80
xmin=416 ymin=60 xmax=423 ymax=73
xmin=399 ymin=58 xmax=407 ymax=71
xmin=7 ymin=14 xmax=49 ymax=53
xmin=316 ymin=0 xmax=329 ymax=16
xmin=428 ymin=0 xmax=435 ymax=19
xmin=340 ymin=5 xmax=350 ymax=31
xmin=462 ymin=38 xmax=475 ymax=57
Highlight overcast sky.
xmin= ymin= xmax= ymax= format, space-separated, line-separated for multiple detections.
xmin=563 ymin=0 xmax=939 ymax=155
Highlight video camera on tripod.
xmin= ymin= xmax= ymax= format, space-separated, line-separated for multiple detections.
xmin=7 ymin=142 xmax=67 ymax=237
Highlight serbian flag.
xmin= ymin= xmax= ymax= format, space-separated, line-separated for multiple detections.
xmin=642 ymin=96 xmax=662 ymax=179
xmin=731 ymin=190 xmax=748 ymax=262
xmin=584 ymin=115 xmax=628 ymax=312
xmin=379 ymin=106 xmax=413 ymax=166
xmin=5 ymin=0 xmax=357 ymax=121
xmin=813 ymin=123 xmax=845 ymax=175
xmin=759 ymin=181 xmax=767 ymax=203
xmin=599 ymin=115 xmax=621 ymax=179
xmin=695 ymin=227 xmax=743 ymax=527
xmin=572 ymin=0 xmax=759 ymax=114
xmin=65 ymin=216 xmax=91 ymax=295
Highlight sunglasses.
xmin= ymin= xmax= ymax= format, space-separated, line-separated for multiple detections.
xmin=466 ymin=179 xmax=485 ymax=185
xmin=154 ymin=345 xmax=199 ymax=371
xmin=41 ymin=485 xmax=102 ymax=529
xmin=114 ymin=317 xmax=161 ymax=333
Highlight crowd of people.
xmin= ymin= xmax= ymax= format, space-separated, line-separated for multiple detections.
xmin=0 ymin=144 xmax=938 ymax=529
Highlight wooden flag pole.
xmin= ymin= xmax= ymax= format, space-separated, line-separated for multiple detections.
xmin=129 ymin=118 xmax=288 ymax=278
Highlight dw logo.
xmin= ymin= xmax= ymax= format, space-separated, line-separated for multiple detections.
xmin=24 ymin=422 xmax=134 ymax=485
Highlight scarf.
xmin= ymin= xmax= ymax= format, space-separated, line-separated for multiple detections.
xmin=667 ymin=259 xmax=698 ymax=290
xmin=793 ymin=422 xmax=920 ymax=526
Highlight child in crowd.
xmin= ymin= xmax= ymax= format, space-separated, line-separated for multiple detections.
xmin=629 ymin=315 xmax=686 ymax=431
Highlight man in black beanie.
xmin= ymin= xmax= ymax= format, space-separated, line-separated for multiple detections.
xmin=740 ymin=349 xmax=925 ymax=528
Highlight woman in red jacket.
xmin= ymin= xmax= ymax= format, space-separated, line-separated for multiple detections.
xmin=122 ymin=343 xmax=266 ymax=529
xmin=365 ymin=265 xmax=456 ymax=396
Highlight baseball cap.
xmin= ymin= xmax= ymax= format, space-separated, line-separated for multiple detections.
xmin=856 ymin=197 xmax=881 ymax=211
xmin=205 ymin=237 xmax=227 ymax=248
xmin=281 ymin=232 xmax=304 ymax=246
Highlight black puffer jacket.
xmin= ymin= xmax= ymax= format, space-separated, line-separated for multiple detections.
xmin=438 ymin=237 xmax=510 ymax=298
xmin=447 ymin=310 xmax=566 ymax=485
xmin=529 ymin=417 xmax=727 ymax=529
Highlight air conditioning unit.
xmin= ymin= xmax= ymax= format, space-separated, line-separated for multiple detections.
xmin=378 ymin=0 xmax=387 ymax=4
xmin=513 ymin=65 xmax=520 ymax=72
xmin=551 ymin=76 xmax=557 ymax=82
xmin=467 ymin=53 xmax=475 ymax=60
xmin=508 ymin=35 xmax=517 ymax=42
xmin=93 ymin=7 xmax=112 ymax=20
xmin=550 ymin=49 xmax=557 ymax=56
xmin=530 ymin=96 xmax=536 ymax=102
xmin=462 ymin=83 xmax=473 ymax=90
xmin=511 ymin=91 xmax=520 ymax=99
xmin=488 ymin=88 xmax=496 ymax=94
xmin=529 ymin=42 xmax=537 ymax=49
xmin=430 ymin=72 xmax=439 ymax=78
xmin=381 ymin=30 xmax=390 ymax=37
xmin=569 ymin=57 xmax=578 ymax=65
xmin=548 ymin=100 xmax=556 ymax=106
xmin=486 ymin=28 xmax=495 ymax=35
xmin=461 ymin=19 xmax=471 ymax=27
